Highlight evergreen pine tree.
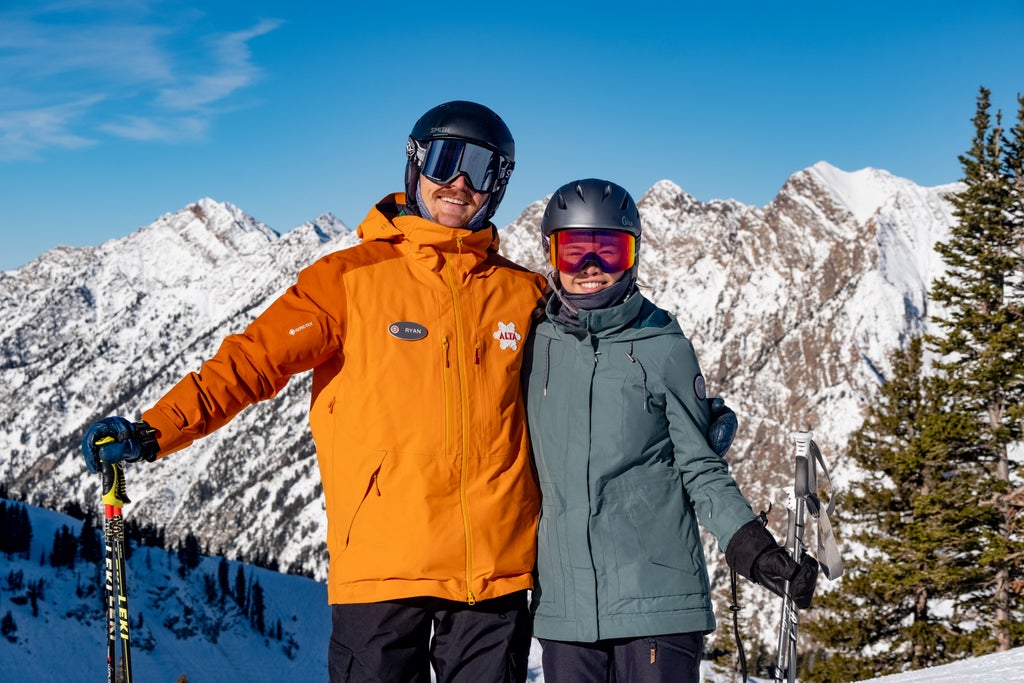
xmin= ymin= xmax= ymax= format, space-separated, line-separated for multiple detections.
xmin=251 ymin=580 xmax=266 ymax=635
xmin=0 ymin=501 xmax=9 ymax=554
xmin=1 ymin=611 xmax=17 ymax=643
xmin=928 ymin=86 xmax=1024 ymax=652
xmin=78 ymin=514 xmax=102 ymax=564
xmin=18 ymin=505 xmax=32 ymax=558
xmin=1003 ymin=94 xmax=1024 ymax=637
xmin=177 ymin=530 xmax=202 ymax=572
xmin=217 ymin=555 xmax=230 ymax=599
xmin=235 ymin=566 xmax=248 ymax=612
xmin=804 ymin=337 xmax=979 ymax=680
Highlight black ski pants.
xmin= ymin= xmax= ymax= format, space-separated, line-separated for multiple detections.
xmin=539 ymin=632 xmax=704 ymax=683
xmin=328 ymin=590 xmax=531 ymax=683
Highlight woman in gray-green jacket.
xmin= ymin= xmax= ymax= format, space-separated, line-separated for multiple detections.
xmin=523 ymin=179 xmax=818 ymax=682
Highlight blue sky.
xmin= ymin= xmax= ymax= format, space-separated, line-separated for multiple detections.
xmin=1 ymin=0 xmax=1022 ymax=271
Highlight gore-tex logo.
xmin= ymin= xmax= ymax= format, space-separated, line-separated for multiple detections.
xmin=493 ymin=321 xmax=522 ymax=351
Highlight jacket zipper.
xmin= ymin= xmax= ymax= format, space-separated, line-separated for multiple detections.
xmin=441 ymin=337 xmax=453 ymax=454
xmin=444 ymin=260 xmax=476 ymax=605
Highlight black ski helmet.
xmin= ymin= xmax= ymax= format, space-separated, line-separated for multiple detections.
xmin=541 ymin=178 xmax=642 ymax=249
xmin=405 ymin=100 xmax=515 ymax=223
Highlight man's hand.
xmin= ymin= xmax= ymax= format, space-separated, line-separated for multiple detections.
xmin=81 ymin=417 xmax=159 ymax=474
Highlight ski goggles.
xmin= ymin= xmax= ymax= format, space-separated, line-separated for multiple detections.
xmin=548 ymin=229 xmax=637 ymax=273
xmin=412 ymin=138 xmax=512 ymax=194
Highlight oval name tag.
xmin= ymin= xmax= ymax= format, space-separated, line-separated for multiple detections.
xmin=388 ymin=321 xmax=428 ymax=341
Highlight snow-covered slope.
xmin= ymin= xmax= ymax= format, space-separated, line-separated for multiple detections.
xmin=854 ymin=646 xmax=1024 ymax=682
xmin=0 ymin=499 xmax=330 ymax=682
xmin=3 ymin=499 xmax=1019 ymax=682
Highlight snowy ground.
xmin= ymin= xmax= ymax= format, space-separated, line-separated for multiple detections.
xmin=852 ymin=646 xmax=1024 ymax=682
xmin=3 ymin=501 xmax=1021 ymax=682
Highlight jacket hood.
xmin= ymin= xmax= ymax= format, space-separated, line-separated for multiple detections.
xmin=357 ymin=193 xmax=502 ymax=267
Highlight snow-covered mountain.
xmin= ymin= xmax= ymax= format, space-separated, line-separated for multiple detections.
xmin=502 ymin=163 xmax=959 ymax=496
xmin=0 ymin=163 xmax=961 ymax=647
xmin=1 ymin=198 xmax=357 ymax=578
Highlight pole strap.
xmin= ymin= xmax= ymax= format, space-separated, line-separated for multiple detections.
xmin=807 ymin=440 xmax=844 ymax=579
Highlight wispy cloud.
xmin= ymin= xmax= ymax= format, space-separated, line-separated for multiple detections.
xmin=0 ymin=97 xmax=102 ymax=160
xmin=98 ymin=114 xmax=208 ymax=142
xmin=0 ymin=3 xmax=281 ymax=160
xmin=158 ymin=19 xmax=282 ymax=111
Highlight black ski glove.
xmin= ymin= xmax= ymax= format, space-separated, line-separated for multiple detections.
xmin=81 ymin=417 xmax=159 ymax=474
xmin=707 ymin=397 xmax=738 ymax=456
xmin=725 ymin=519 xmax=819 ymax=609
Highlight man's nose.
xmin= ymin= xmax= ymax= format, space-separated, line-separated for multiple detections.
xmin=447 ymin=175 xmax=470 ymax=190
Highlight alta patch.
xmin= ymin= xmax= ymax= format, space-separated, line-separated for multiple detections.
xmin=388 ymin=321 xmax=428 ymax=341
xmin=493 ymin=321 xmax=522 ymax=351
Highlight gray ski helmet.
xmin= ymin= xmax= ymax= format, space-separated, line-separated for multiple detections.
xmin=541 ymin=178 xmax=642 ymax=249
xmin=405 ymin=100 xmax=515 ymax=222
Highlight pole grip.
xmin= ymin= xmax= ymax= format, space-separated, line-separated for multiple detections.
xmin=101 ymin=462 xmax=130 ymax=509
xmin=793 ymin=431 xmax=812 ymax=498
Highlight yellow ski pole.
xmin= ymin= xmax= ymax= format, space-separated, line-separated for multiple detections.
xmin=97 ymin=438 xmax=134 ymax=683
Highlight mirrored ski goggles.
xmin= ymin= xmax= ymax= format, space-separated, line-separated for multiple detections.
xmin=548 ymin=229 xmax=637 ymax=273
xmin=415 ymin=138 xmax=511 ymax=193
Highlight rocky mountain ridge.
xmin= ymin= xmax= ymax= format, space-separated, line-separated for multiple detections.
xmin=0 ymin=163 xmax=961 ymax=584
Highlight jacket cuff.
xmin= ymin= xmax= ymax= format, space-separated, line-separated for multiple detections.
xmin=140 ymin=406 xmax=192 ymax=458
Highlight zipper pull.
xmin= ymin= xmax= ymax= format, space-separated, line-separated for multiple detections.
xmin=467 ymin=590 xmax=476 ymax=605
xmin=649 ymin=638 xmax=657 ymax=664
xmin=442 ymin=337 xmax=450 ymax=368
xmin=474 ymin=342 xmax=481 ymax=365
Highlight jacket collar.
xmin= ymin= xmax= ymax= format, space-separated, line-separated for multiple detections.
xmin=357 ymin=193 xmax=499 ymax=274
xmin=544 ymin=291 xmax=681 ymax=340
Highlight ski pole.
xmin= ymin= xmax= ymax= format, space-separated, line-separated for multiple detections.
xmin=774 ymin=431 xmax=815 ymax=683
xmin=99 ymin=439 xmax=134 ymax=683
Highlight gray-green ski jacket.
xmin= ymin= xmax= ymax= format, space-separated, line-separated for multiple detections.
xmin=524 ymin=291 xmax=757 ymax=642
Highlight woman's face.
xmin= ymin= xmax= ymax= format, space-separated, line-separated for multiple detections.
xmin=557 ymin=264 xmax=626 ymax=294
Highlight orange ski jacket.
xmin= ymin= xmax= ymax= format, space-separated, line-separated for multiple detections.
xmin=143 ymin=194 xmax=547 ymax=605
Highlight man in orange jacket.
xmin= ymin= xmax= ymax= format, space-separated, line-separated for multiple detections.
xmin=82 ymin=100 xmax=547 ymax=682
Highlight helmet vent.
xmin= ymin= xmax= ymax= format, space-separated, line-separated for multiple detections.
xmin=556 ymin=193 xmax=567 ymax=210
